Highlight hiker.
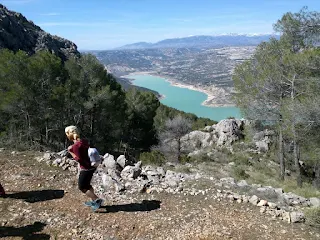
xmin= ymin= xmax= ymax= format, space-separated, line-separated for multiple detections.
xmin=65 ymin=125 xmax=103 ymax=211
xmin=0 ymin=182 xmax=5 ymax=197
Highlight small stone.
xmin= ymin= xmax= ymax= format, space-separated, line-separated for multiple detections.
xmin=242 ymin=197 xmax=249 ymax=203
xmin=290 ymin=212 xmax=305 ymax=223
xmin=249 ymin=195 xmax=259 ymax=205
xmin=237 ymin=180 xmax=248 ymax=187
xmin=146 ymin=188 xmax=154 ymax=194
xmin=274 ymin=188 xmax=284 ymax=195
xmin=233 ymin=194 xmax=241 ymax=200
xmin=267 ymin=202 xmax=277 ymax=209
xmin=282 ymin=212 xmax=291 ymax=223
xmin=227 ymin=195 xmax=235 ymax=201
xmin=309 ymin=197 xmax=320 ymax=207
xmin=257 ymin=200 xmax=268 ymax=207
xmin=260 ymin=206 xmax=267 ymax=213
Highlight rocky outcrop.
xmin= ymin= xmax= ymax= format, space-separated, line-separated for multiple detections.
xmin=0 ymin=4 xmax=79 ymax=60
xmin=181 ymin=119 xmax=245 ymax=156
xmin=253 ymin=129 xmax=275 ymax=152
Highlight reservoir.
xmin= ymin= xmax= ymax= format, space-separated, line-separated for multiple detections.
xmin=130 ymin=74 xmax=241 ymax=121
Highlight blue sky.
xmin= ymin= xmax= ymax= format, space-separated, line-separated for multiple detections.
xmin=2 ymin=0 xmax=319 ymax=50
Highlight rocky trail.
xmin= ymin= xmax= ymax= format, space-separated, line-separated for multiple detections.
xmin=0 ymin=150 xmax=319 ymax=240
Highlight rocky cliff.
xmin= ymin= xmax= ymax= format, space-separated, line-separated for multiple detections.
xmin=0 ymin=4 xmax=79 ymax=60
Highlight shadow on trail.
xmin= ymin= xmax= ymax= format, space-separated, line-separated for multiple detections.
xmin=0 ymin=221 xmax=50 ymax=239
xmin=99 ymin=200 xmax=161 ymax=213
xmin=6 ymin=189 xmax=64 ymax=203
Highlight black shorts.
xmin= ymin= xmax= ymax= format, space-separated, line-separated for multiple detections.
xmin=78 ymin=168 xmax=96 ymax=192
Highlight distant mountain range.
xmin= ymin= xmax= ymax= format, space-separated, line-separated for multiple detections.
xmin=117 ymin=34 xmax=278 ymax=50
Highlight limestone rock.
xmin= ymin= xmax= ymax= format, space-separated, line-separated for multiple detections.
xmin=102 ymin=154 xmax=117 ymax=170
xmin=220 ymin=177 xmax=236 ymax=185
xmin=267 ymin=202 xmax=277 ymax=209
xmin=120 ymin=162 xmax=142 ymax=180
xmin=309 ymin=197 xmax=320 ymax=207
xmin=215 ymin=119 xmax=244 ymax=146
xmin=116 ymin=155 xmax=128 ymax=169
xmin=181 ymin=130 xmax=215 ymax=151
xmin=290 ymin=212 xmax=305 ymax=223
xmin=249 ymin=195 xmax=259 ymax=205
xmin=237 ymin=180 xmax=248 ymax=187
xmin=257 ymin=200 xmax=268 ymax=207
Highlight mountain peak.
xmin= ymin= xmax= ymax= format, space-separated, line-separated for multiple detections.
xmin=0 ymin=4 xmax=80 ymax=60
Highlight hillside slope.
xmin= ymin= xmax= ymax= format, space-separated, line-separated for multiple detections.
xmin=0 ymin=150 xmax=319 ymax=240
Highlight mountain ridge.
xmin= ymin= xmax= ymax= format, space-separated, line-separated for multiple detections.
xmin=116 ymin=34 xmax=278 ymax=50
xmin=0 ymin=4 xmax=80 ymax=60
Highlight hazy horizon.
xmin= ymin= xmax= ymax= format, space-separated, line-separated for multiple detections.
xmin=2 ymin=0 xmax=319 ymax=50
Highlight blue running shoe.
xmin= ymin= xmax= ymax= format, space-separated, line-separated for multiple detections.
xmin=91 ymin=198 xmax=103 ymax=212
xmin=84 ymin=200 xmax=94 ymax=207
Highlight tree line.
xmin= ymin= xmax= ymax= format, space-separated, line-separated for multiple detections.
xmin=233 ymin=7 xmax=320 ymax=188
xmin=0 ymin=50 xmax=215 ymax=155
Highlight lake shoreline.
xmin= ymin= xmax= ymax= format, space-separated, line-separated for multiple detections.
xmin=122 ymin=72 xmax=235 ymax=108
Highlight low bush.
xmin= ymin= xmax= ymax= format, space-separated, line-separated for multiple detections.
xmin=305 ymin=207 xmax=320 ymax=228
xmin=139 ymin=151 xmax=165 ymax=166
xmin=232 ymin=165 xmax=250 ymax=180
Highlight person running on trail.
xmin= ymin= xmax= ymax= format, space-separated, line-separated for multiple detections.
xmin=65 ymin=125 xmax=103 ymax=211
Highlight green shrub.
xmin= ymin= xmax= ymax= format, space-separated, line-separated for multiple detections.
xmin=189 ymin=153 xmax=212 ymax=163
xmin=231 ymin=152 xmax=252 ymax=166
xmin=139 ymin=151 xmax=165 ymax=166
xmin=232 ymin=165 xmax=250 ymax=180
xmin=252 ymin=160 xmax=274 ymax=176
xmin=179 ymin=154 xmax=192 ymax=164
xmin=305 ymin=207 xmax=320 ymax=228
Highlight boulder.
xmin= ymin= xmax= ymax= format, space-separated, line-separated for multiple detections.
xmin=215 ymin=119 xmax=244 ymax=146
xmin=282 ymin=192 xmax=307 ymax=206
xmin=120 ymin=162 xmax=142 ymax=180
xmin=181 ymin=131 xmax=215 ymax=151
xmin=103 ymin=154 xmax=117 ymax=170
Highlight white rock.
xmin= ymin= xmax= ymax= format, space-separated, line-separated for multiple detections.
xmin=309 ymin=197 xmax=320 ymax=207
xmin=267 ymin=202 xmax=277 ymax=209
xmin=103 ymin=154 xmax=117 ymax=169
xmin=257 ymin=200 xmax=268 ymax=207
xmin=290 ymin=212 xmax=305 ymax=223
xmin=116 ymin=155 xmax=128 ymax=168
xmin=237 ymin=180 xmax=248 ymax=187
xmin=249 ymin=195 xmax=259 ymax=205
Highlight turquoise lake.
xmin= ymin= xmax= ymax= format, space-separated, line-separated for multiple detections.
xmin=130 ymin=74 xmax=241 ymax=121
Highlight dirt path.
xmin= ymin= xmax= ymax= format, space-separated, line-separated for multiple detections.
xmin=0 ymin=151 xmax=319 ymax=239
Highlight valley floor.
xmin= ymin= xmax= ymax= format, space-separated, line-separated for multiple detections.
xmin=0 ymin=151 xmax=319 ymax=240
